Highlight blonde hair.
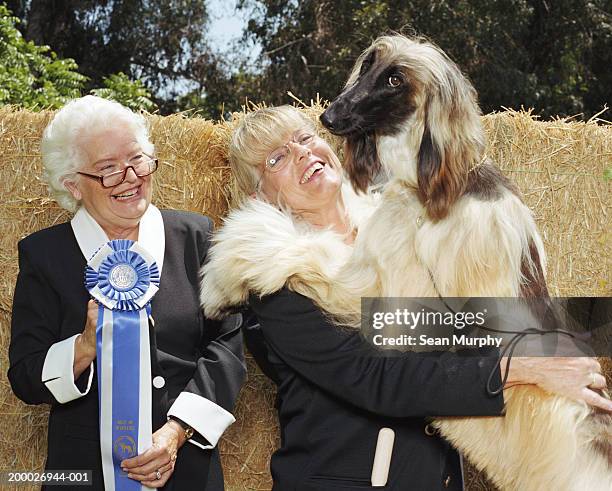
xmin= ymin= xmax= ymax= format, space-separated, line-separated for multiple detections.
xmin=41 ymin=95 xmax=154 ymax=212
xmin=229 ymin=105 xmax=316 ymax=197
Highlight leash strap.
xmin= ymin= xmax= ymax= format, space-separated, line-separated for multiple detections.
xmin=424 ymin=267 xmax=577 ymax=396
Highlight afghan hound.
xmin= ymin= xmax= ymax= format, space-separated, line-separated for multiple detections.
xmin=201 ymin=35 xmax=611 ymax=491
xmin=313 ymin=35 xmax=612 ymax=491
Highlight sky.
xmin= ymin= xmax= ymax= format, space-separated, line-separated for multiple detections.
xmin=206 ymin=0 xmax=262 ymax=67
xmin=208 ymin=0 xmax=244 ymax=45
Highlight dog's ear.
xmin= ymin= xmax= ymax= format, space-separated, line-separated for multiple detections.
xmin=344 ymin=132 xmax=380 ymax=193
xmin=417 ymin=71 xmax=483 ymax=221
xmin=417 ymin=117 xmax=468 ymax=221
xmin=416 ymin=125 xmax=441 ymax=209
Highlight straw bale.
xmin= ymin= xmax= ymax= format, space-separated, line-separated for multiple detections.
xmin=0 ymin=104 xmax=609 ymax=491
xmin=482 ymin=109 xmax=611 ymax=298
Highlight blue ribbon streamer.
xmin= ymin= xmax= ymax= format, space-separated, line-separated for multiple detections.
xmin=111 ymin=309 xmax=141 ymax=490
xmin=88 ymin=240 xmax=159 ymax=491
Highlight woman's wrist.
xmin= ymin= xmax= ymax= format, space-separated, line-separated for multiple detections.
xmin=73 ymin=334 xmax=96 ymax=378
xmin=500 ymin=356 xmax=534 ymax=389
xmin=166 ymin=419 xmax=187 ymax=448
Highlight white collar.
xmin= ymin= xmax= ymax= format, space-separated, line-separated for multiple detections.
xmin=71 ymin=204 xmax=165 ymax=274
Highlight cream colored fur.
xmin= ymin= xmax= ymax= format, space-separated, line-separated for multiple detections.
xmin=341 ymin=34 xmax=610 ymax=489
xmin=202 ymin=177 xmax=610 ymax=490
xmin=202 ymin=35 xmax=610 ymax=488
xmin=202 ymin=184 xmax=378 ymax=321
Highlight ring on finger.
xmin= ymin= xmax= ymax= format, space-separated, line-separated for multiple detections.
xmin=155 ymin=470 xmax=161 ymax=480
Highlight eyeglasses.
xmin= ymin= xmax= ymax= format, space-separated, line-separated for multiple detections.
xmin=77 ymin=155 xmax=158 ymax=188
xmin=264 ymin=129 xmax=317 ymax=173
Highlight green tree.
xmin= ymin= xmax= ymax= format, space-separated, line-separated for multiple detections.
xmin=0 ymin=3 xmax=85 ymax=108
xmin=0 ymin=3 xmax=155 ymax=111
xmin=233 ymin=0 xmax=611 ymax=119
xmin=6 ymin=0 xmax=218 ymax=114
xmin=91 ymin=72 xmax=155 ymax=112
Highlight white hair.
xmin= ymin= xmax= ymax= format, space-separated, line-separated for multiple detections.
xmin=41 ymin=95 xmax=155 ymax=212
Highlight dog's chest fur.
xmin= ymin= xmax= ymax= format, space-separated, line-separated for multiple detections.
xmin=351 ymin=177 xmax=539 ymax=299
xmin=353 ymin=181 xmax=434 ymax=297
xmin=376 ymin=120 xmax=420 ymax=184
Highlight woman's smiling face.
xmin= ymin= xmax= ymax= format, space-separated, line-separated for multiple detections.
xmin=258 ymin=124 xmax=343 ymax=215
xmin=66 ymin=123 xmax=153 ymax=233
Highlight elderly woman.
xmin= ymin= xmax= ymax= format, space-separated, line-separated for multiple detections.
xmin=202 ymin=105 xmax=610 ymax=491
xmin=8 ymin=95 xmax=245 ymax=490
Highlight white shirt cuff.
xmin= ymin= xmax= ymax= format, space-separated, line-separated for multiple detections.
xmin=167 ymin=392 xmax=236 ymax=449
xmin=42 ymin=334 xmax=94 ymax=403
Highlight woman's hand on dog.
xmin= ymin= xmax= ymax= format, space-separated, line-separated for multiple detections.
xmin=502 ymin=357 xmax=612 ymax=411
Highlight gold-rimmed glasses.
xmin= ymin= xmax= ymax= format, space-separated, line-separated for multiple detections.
xmin=264 ymin=129 xmax=317 ymax=173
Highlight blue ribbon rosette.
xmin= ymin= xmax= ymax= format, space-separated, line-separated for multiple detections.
xmin=85 ymin=239 xmax=159 ymax=491
xmin=85 ymin=239 xmax=160 ymax=311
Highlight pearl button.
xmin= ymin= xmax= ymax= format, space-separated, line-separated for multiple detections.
xmin=152 ymin=376 xmax=165 ymax=389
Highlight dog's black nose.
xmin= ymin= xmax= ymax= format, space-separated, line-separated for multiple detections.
xmin=319 ymin=110 xmax=335 ymax=131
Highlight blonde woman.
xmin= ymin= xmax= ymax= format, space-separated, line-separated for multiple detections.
xmin=202 ymin=105 xmax=608 ymax=491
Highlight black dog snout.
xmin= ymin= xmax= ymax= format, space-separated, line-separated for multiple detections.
xmin=319 ymin=109 xmax=336 ymax=131
xmin=320 ymin=100 xmax=356 ymax=136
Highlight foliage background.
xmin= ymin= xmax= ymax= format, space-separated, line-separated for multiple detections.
xmin=0 ymin=3 xmax=154 ymax=110
xmin=1 ymin=3 xmax=610 ymax=490
xmin=1 ymin=0 xmax=610 ymax=119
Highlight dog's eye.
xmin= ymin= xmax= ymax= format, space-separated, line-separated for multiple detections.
xmin=388 ymin=75 xmax=402 ymax=87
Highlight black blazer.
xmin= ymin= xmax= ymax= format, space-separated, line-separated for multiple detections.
xmin=247 ymin=289 xmax=505 ymax=491
xmin=9 ymin=210 xmax=246 ymax=491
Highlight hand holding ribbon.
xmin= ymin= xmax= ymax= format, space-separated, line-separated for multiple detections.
xmin=85 ymin=239 xmax=160 ymax=491
xmin=122 ymin=421 xmax=185 ymax=487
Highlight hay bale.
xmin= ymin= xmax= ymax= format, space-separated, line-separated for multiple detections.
xmin=0 ymin=105 xmax=609 ymax=491
xmin=483 ymin=110 xmax=611 ymax=297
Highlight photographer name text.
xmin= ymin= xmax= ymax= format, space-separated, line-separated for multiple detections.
xmin=371 ymin=333 xmax=502 ymax=348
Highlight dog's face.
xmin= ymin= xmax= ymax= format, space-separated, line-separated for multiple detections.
xmin=321 ymin=35 xmax=485 ymax=219
xmin=320 ymin=41 xmax=424 ymax=191
xmin=320 ymin=48 xmax=418 ymax=137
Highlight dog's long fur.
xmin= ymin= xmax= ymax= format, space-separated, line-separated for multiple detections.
xmin=319 ymin=35 xmax=612 ymax=490
xmin=202 ymin=35 xmax=611 ymax=490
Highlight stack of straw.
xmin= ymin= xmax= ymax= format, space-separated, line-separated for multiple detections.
xmin=0 ymin=105 xmax=609 ymax=490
